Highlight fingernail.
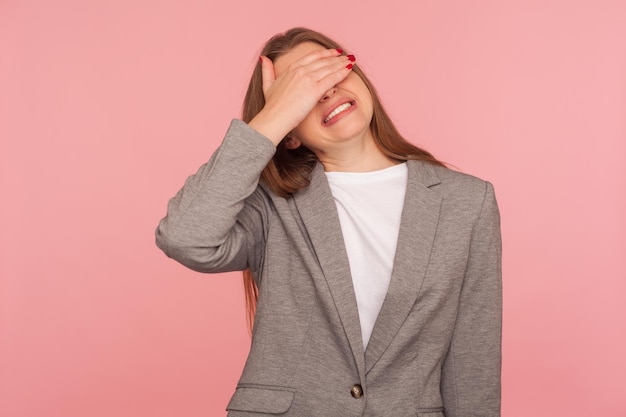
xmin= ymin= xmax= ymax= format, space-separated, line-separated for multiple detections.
xmin=346 ymin=63 xmax=353 ymax=70
xmin=347 ymin=54 xmax=356 ymax=62
xmin=336 ymin=48 xmax=343 ymax=54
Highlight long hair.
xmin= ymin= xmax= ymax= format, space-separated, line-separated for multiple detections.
xmin=241 ymin=27 xmax=445 ymax=332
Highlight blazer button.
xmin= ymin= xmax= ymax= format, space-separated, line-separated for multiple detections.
xmin=350 ymin=384 xmax=363 ymax=398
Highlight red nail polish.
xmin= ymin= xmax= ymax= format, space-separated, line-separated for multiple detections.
xmin=346 ymin=63 xmax=353 ymax=70
xmin=259 ymin=56 xmax=262 ymax=62
xmin=336 ymin=48 xmax=343 ymax=54
xmin=347 ymin=54 xmax=356 ymax=62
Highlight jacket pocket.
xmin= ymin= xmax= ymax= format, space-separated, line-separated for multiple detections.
xmin=417 ymin=406 xmax=445 ymax=416
xmin=226 ymin=384 xmax=295 ymax=415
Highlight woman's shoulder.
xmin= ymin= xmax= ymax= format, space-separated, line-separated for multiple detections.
xmin=409 ymin=160 xmax=492 ymax=187
xmin=407 ymin=160 xmax=498 ymax=227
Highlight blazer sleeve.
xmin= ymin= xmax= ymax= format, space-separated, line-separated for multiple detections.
xmin=441 ymin=181 xmax=502 ymax=417
xmin=155 ymin=119 xmax=276 ymax=274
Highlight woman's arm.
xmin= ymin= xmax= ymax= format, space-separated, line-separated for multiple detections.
xmin=156 ymin=48 xmax=353 ymax=273
xmin=155 ymin=119 xmax=276 ymax=273
xmin=440 ymin=181 xmax=502 ymax=417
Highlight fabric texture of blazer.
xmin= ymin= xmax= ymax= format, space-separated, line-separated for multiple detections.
xmin=156 ymin=120 xmax=502 ymax=417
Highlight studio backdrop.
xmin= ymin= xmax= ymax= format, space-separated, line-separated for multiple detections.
xmin=1 ymin=0 xmax=625 ymax=416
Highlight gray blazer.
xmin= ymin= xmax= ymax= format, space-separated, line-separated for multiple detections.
xmin=156 ymin=120 xmax=502 ymax=417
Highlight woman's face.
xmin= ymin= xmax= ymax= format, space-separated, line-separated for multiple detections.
xmin=273 ymin=42 xmax=375 ymax=154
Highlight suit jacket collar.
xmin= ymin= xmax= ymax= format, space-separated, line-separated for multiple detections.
xmin=293 ymin=160 xmax=443 ymax=377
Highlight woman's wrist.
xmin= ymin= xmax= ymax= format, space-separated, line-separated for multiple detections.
xmin=247 ymin=110 xmax=293 ymax=147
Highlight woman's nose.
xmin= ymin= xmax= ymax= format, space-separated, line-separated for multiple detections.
xmin=320 ymin=87 xmax=338 ymax=102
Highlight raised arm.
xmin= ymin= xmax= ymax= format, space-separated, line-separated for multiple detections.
xmin=155 ymin=120 xmax=276 ymax=273
xmin=156 ymin=47 xmax=354 ymax=274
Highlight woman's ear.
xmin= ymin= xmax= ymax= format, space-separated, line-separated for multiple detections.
xmin=284 ymin=136 xmax=302 ymax=150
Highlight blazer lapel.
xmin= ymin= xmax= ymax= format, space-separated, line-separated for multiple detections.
xmin=364 ymin=161 xmax=442 ymax=373
xmin=293 ymin=163 xmax=366 ymax=377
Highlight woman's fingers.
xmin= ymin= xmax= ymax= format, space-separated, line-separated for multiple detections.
xmin=307 ymin=55 xmax=355 ymax=93
xmin=264 ymin=52 xmax=353 ymax=103
xmin=292 ymin=47 xmax=343 ymax=68
xmin=260 ymin=51 xmax=349 ymax=100
xmin=259 ymin=56 xmax=276 ymax=96
xmin=287 ymin=49 xmax=351 ymax=81
xmin=275 ymin=55 xmax=354 ymax=106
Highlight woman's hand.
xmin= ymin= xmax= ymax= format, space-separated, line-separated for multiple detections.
xmin=248 ymin=48 xmax=354 ymax=146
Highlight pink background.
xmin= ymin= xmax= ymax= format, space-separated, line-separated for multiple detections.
xmin=1 ymin=0 xmax=625 ymax=416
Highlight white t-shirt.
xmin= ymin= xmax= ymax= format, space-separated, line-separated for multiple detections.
xmin=325 ymin=162 xmax=408 ymax=349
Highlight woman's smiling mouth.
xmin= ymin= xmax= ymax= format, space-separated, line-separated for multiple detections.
xmin=323 ymin=101 xmax=356 ymax=124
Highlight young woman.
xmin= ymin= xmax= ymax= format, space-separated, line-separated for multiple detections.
xmin=156 ymin=27 xmax=502 ymax=417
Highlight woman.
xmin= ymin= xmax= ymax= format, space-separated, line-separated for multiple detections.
xmin=156 ymin=27 xmax=502 ymax=417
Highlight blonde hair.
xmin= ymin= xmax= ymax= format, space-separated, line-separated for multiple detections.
xmin=242 ymin=27 xmax=444 ymax=331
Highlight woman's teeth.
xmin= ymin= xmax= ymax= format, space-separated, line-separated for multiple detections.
xmin=324 ymin=102 xmax=352 ymax=123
